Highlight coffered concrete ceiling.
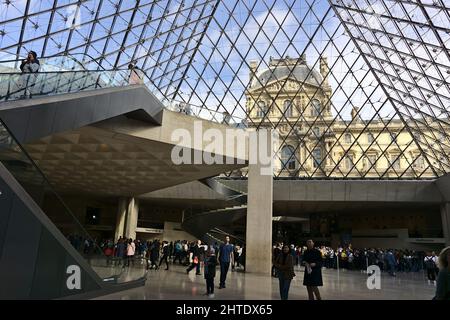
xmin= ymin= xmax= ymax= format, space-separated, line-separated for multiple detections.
xmin=23 ymin=125 xmax=245 ymax=197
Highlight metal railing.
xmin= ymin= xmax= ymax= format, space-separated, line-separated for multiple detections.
xmin=0 ymin=53 xmax=249 ymax=127
xmin=0 ymin=69 xmax=132 ymax=102
xmin=0 ymin=52 xmax=105 ymax=73
xmin=164 ymin=99 xmax=248 ymax=127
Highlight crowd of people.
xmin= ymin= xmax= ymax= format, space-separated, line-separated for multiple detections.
xmin=104 ymin=236 xmax=244 ymax=298
xmin=271 ymin=242 xmax=450 ymax=300
xmin=67 ymin=233 xmax=450 ymax=300
xmin=68 ymin=235 xmax=245 ymax=298
xmin=271 ymin=243 xmax=441 ymax=276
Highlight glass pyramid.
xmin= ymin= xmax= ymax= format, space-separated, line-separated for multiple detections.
xmin=1 ymin=0 xmax=448 ymax=179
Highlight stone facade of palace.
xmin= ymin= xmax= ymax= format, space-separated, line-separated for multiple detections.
xmin=245 ymin=55 xmax=447 ymax=178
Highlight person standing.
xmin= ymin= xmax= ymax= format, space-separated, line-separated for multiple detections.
xmin=432 ymin=251 xmax=440 ymax=277
xmin=20 ymin=51 xmax=40 ymax=73
xmin=125 ymin=238 xmax=135 ymax=267
xmin=425 ymin=252 xmax=438 ymax=285
xmin=204 ymin=247 xmax=218 ymax=298
xmin=19 ymin=51 xmax=40 ymax=98
xmin=232 ymin=245 xmax=239 ymax=271
xmin=303 ymin=239 xmax=323 ymax=300
xmin=186 ymin=240 xmax=202 ymax=275
xmin=273 ymin=245 xmax=295 ymax=300
xmin=236 ymin=245 xmax=243 ymax=269
xmin=183 ymin=241 xmax=190 ymax=265
xmin=173 ymin=241 xmax=183 ymax=265
xmin=168 ymin=241 xmax=174 ymax=261
xmin=104 ymin=239 xmax=114 ymax=265
xmin=271 ymin=243 xmax=282 ymax=277
xmin=241 ymin=245 xmax=246 ymax=272
xmin=434 ymin=246 xmax=450 ymax=300
xmin=385 ymin=250 xmax=397 ymax=277
xmin=159 ymin=241 xmax=170 ymax=270
xmin=83 ymin=239 xmax=90 ymax=255
xmin=218 ymin=236 xmax=234 ymax=289
xmin=140 ymin=241 xmax=148 ymax=264
xmin=149 ymin=239 xmax=160 ymax=270
xmin=115 ymin=238 xmax=126 ymax=266
xmin=128 ymin=63 xmax=144 ymax=85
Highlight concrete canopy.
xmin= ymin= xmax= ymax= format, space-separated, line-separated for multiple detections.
xmin=0 ymin=86 xmax=248 ymax=197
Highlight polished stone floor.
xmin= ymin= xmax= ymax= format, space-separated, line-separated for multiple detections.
xmin=96 ymin=264 xmax=437 ymax=300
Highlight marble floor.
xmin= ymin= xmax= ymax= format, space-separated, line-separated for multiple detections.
xmin=96 ymin=264 xmax=437 ymax=300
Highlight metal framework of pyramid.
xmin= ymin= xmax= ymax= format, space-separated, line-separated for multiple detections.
xmin=0 ymin=0 xmax=449 ymax=179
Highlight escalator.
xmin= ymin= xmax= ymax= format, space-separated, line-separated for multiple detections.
xmin=0 ymin=57 xmax=247 ymax=298
xmin=0 ymin=64 xmax=151 ymax=299
xmin=0 ymin=118 xmax=148 ymax=299
xmin=181 ymin=177 xmax=248 ymax=244
xmin=0 ymin=67 xmax=131 ymax=103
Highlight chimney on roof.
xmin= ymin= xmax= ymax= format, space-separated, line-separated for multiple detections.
xmin=249 ymin=60 xmax=258 ymax=84
xmin=320 ymin=56 xmax=329 ymax=86
xmin=351 ymin=106 xmax=361 ymax=122
xmin=300 ymin=53 xmax=306 ymax=63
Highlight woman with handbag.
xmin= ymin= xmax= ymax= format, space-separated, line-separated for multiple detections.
xmin=273 ymin=244 xmax=295 ymax=300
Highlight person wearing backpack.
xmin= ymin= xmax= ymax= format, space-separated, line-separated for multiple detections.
xmin=425 ymin=252 xmax=438 ymax=285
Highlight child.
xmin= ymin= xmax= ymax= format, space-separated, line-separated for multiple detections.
xmin=204 ymin=247 xmax=218 ymax=298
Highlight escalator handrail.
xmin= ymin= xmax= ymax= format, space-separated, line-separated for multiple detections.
xmin=0 ymin=69 xmax=128 ymax=76
xmin=212 ymin=227 xmax=246 ymax=243
xmin=0 ymin=69 xmax=132 ymax=102
xmin=0 ymin=52 xmax=106 ymax=72
xmin=182 ymin=177 xmax=248 ymax=242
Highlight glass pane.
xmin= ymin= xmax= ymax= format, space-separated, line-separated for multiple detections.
xmin=0 ymin=120 xmax=146 ymax=284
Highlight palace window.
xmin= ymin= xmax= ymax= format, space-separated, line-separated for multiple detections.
xmin=390 ymin=132 xmax=398 ymax=143
xmin=311 ymin=99 xmax=321 ymax=117
xmin=363 ymin=154 xmax=377 ymax=169
xmin=281 ymin=145 xmax=296 ymax=170
xmin=344 ymin=133 xmax=352 ymax=143
xmin=367 ymin=132 xmax=374 ymax=144
xmin=390 ymin=154 xmax=401 ymax=170
xmin=284 ymin=100 xmax=293 ymax=117
xmin=256 ymin=101 xmax=267 ymax=118
xmin=313 ymin=127 xmax=321 ymax=137
xmin=413 ymin=155 xmax=425 ymax=169
xmin=312 ymin=148 xmax=322 ymax=168
xmin=345 ymin=154 xmax=354 ymax=170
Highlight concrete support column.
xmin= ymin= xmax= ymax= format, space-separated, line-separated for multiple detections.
xmin=245 ymin=129 xmax=273 ymax=274
xmin=124 ymin=197 xmax=139 ymax=240
xmin=441 ymin=203 xmax=450 ymax=247
xmin=114 ymin=197 xmax=127 ymax=241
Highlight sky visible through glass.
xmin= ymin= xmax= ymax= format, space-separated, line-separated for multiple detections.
xmin=0 ymin=0 xmax=449 ymax=179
